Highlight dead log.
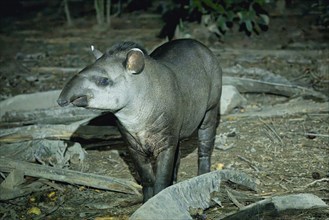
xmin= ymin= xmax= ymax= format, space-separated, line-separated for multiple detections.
xmin=0 ymin=123 xmax=121 ymax=143
xmin=0 ymin=157 xmax=141 ymax=200
xmin=223 ymin=76 xmax=328 ymax=101
xmin=226 ymin=99 xmax=329 ymax=118
xmin=212 ymin=48 xmax=327 ymax=60
xmin=0 ymin=107 xmax=101 ymax=127
xmin=30 ymin=66 xmax=80 ymax=74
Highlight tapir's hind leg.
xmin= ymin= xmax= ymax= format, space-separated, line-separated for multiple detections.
xmin=197 ymin=104 xmax=220 ymax=175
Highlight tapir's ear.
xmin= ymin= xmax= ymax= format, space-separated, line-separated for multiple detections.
xmin=125 ymin=48 xmax=145 ymax=74
xmin=90 ymin=45 xmax=103 ymax=60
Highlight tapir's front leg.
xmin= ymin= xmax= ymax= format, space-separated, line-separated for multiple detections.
xmin=154 ymin=140 xmax=178 ymax=195
xmin=127 ymin=147 xmax=155 ymax=202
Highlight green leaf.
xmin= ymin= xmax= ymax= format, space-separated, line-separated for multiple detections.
xmin=202 ymin=0 xmax=226 ymax=14
xmin=238 ymin=11 xmax=249 ymax=22
xmin=245 ymin=20 xmax=253 ymax=32
xmin=217 ymin=16 xmax=228 ymax=31
xmin=259 ymin=14 xmax=270 ymax=25
xmin=248 ymin=9 xmax=256 ymax=19
xmin=254 ymin=0 xmax=266 ymax=5
xmin=226 ymin=11 xmax=236 ymax=21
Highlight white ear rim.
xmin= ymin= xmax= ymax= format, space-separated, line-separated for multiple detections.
xmin=90 ymin=45 xmax=103 ymax=60
xmin=130 ymin=48 xmax=144 ymax=55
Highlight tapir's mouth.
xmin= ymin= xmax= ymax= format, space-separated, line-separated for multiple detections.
xmin=70 ymin=95 xmax=88 ymax=107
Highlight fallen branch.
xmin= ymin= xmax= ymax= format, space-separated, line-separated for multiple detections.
xmin=212 ymin=48 xmax=327 ymax=60
xmin=223 ymin=76 xmax=328 ymax=101
xmin=30 ymin=67 xmax=81 ymax=74
xmin=0 ymin=107 xmax=101 ymax=127
xmin=226 ymin=99 xmax=329 ymax=118
xmin=0 ymin=123 xmax=121 ymax=143
xmin=0 ymin=157 xmax=141 ymax=200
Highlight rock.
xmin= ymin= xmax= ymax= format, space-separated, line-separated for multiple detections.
xmin=130 ymin=170 xmax=258 ymax=220
xmin=222 ymin=193 xmax=329 ymax=220
xmin=221 ymin=85 xmax=247 ymax=114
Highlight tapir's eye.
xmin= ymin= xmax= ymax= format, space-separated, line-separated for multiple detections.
xmin=96 ymin=77 xmax=113 ymax=86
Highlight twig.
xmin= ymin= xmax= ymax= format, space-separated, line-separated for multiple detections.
xmin=304 ymin=133 xmax=329 ymax=138
xmin=286 ymin=131 xmax=329 ymax=138
xmin=226 ymin=188 xmax=244 ymax=208
xmin=38 ymin=179 xmax=65 ymax=192
xmin=259 ymin=118 xmax=283 ymax=145
xmin=303 ymin=178 xmax=329 ymax=188
xmin=237 ymin=155 xmax=259 ymax=172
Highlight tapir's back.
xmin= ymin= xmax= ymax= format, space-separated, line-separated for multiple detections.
xmin=150 ymin=39 xmax=222 ymax=103
xmin=151 ymin=39 xmax=222 ymax=137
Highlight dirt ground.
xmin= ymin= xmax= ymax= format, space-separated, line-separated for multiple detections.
xmin=0 ymin=3 xmax=329 ymax=220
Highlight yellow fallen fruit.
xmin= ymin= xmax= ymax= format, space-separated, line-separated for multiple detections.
xmin=48 ymin=191 xmax=57 ymax=201
xmin=214 ymin=163 xmax=225 ymax=171
xmin=27 ymin=207 xmax=41 ymax=215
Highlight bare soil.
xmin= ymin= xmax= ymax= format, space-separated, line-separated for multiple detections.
xmin=0 ymin=6 xmax=328 ymax=220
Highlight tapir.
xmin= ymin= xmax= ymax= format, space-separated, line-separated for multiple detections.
xmin=57 ymin=39 xmax=222 ymax=202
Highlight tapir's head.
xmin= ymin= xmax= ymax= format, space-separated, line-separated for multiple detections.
xmin=57 ymin=42 xmax=146 ymax=111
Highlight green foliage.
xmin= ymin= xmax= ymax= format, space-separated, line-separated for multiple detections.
xmin=190 ymin=0 xmax=269 ymax=36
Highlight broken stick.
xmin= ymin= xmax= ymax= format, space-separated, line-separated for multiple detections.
xmin=0 ymin=157 xmax=141 ymax=196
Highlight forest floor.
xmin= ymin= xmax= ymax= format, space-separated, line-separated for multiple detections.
xmin=0 ymin=5 xmax=328 ymax=220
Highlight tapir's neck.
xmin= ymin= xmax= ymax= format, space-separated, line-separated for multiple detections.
xmin=115 ymin=58 xmax=176 ymax=133
xmin=114 ymin=71 xmax=153 ymax=133
xmin=115 ymin=104 xmax=149 ymax=133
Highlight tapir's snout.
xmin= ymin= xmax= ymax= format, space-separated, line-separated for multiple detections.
xmin=57 ymin=73 xmax=90 ymax=108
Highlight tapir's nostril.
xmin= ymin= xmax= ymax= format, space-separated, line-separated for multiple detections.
xmin=57 ymin=98 xmax=69 ymax=107
xmin=71 ymin=95 xmax=88 ymax=107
